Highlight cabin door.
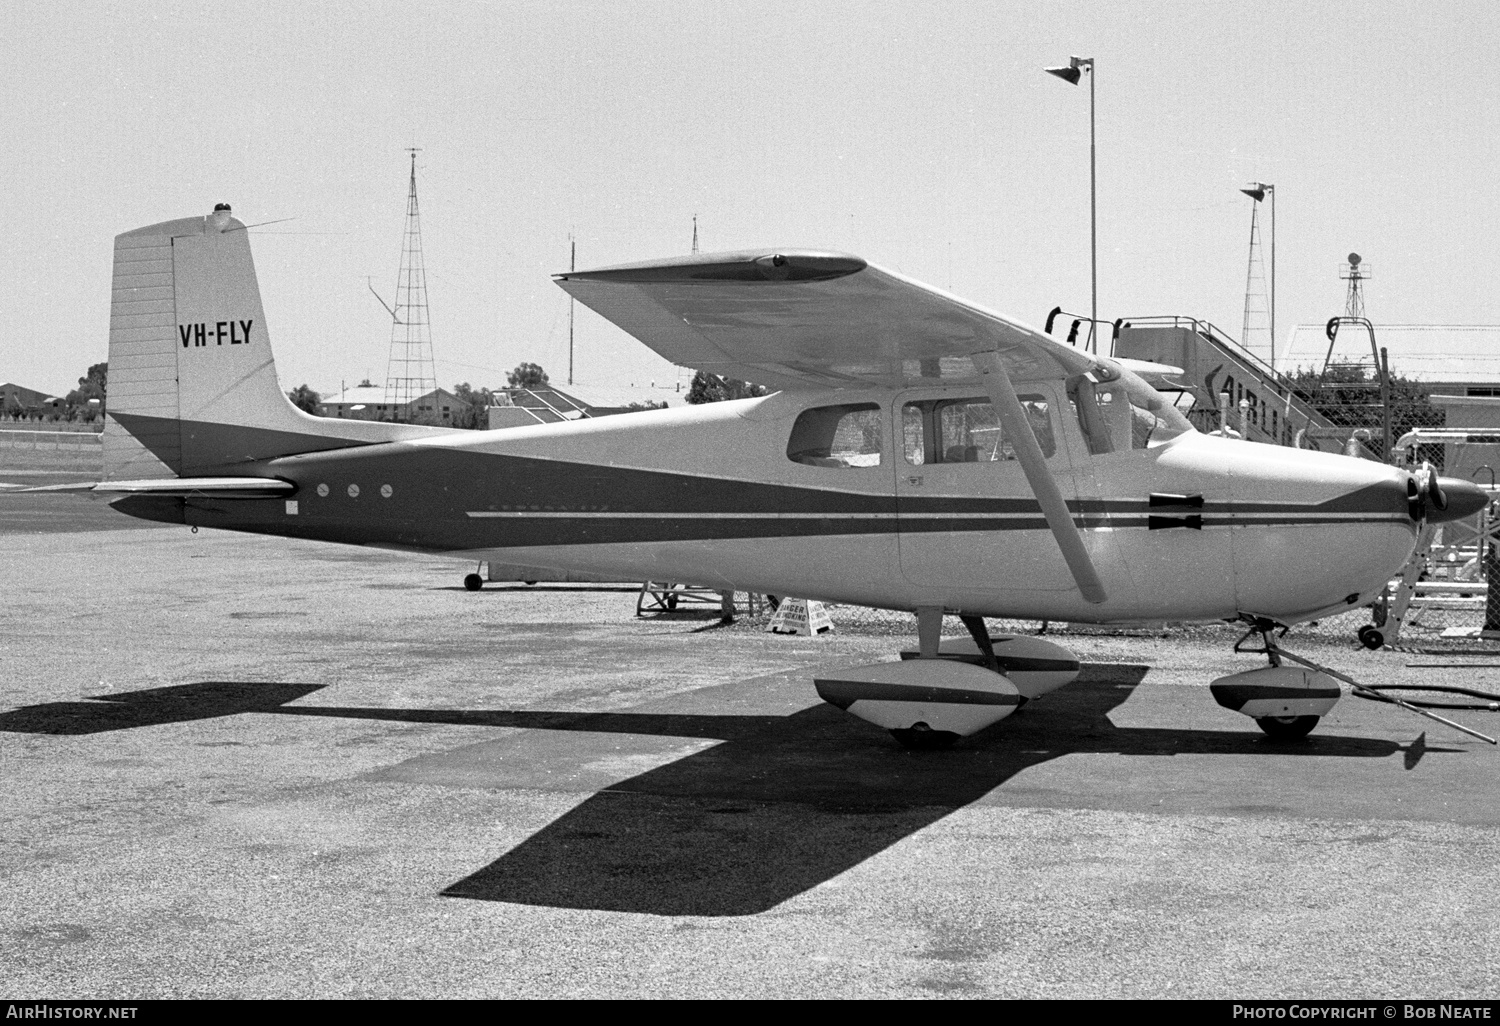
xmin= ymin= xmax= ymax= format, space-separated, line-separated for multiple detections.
xmin=894 ymin=382 xmax=1087 ymax=593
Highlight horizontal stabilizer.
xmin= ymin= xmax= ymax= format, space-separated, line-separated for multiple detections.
xmin=18 ymin=482 xmax=101 ymax=493
xmin=24 ymin=477 xmax=293 ymax=499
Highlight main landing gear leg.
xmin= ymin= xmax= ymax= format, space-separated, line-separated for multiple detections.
xmin=959 ymin=614 xmax=1003 ymax=675
xmin=915 ymin=606 xmax=943 ymax=659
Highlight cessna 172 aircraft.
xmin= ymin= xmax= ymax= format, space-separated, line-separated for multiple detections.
xmin=78 ymin=205 xmax=1487 ymax=748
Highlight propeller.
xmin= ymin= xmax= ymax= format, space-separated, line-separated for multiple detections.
xmin=1408 ymin=465 xmax=1436 ymax=520
xmin=973 ymin=350 xmax=1107 ymax=604
xmin=1428 ymin=470 xmax=1449 ymax=513
xmin=1407 ymin=463 xmax=1487 ymax=523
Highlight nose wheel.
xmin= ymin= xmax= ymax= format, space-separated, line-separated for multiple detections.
xmin=1255 ymin=714 xmax=1320 ymax=740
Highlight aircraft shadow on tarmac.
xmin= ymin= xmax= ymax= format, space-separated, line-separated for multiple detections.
xmin=0 ymin=665 xmax=1430 ymax=916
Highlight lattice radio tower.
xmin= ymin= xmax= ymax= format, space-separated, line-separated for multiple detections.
xmin=1340 ymin=252 xmax=1370 ymax=319
xmin=376 ymin=149 xmax=437 ymax=420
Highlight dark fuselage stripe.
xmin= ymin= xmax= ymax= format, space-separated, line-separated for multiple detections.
xmin=109 ymin=416 xmax=1416 ymax=552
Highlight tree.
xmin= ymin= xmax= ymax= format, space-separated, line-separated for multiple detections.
xmin=685 ymin=370 xmax=768 ymax=404
xmin=450 ymin=382 xmax=496 ymax=429
xmin=287 ymin=384 xmax=322 ymax=415
xmin=64 ymin=362 xmax=107 ymax=421
xmin=507 ymin=362 xmax=549 ymax=389
xmin=1284 ymin=364 xmax=1442 ymax=434
xmin=626 ymin=400 xmax=669 ymax=411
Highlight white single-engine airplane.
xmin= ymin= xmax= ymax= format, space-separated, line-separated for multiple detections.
xmin=78 ymin=204 xmax=1487 ymax=748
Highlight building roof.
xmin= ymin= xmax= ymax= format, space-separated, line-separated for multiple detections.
xmin=322 ymin=385 xmax=458 ymax=408
xmin=321 ymin=384 xmax=388 ymax=407
xmin=0 ymin=382 xmax=60 ymax=404
xmin=1279 ymin=324 xmax=1500 ymax=384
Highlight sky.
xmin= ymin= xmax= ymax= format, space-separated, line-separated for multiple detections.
xmin=4 ymin=0 xmax=1499 ymax=397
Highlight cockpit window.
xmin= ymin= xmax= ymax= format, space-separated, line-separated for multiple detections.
xmin=786 ymin=403 xmax=883 ymax=467
xmin=1069 ymin=367 xmax=1194 ymax=453
xmin=1069 ymin=378 xmax=1117 ymax=455
xmin=1124 ymin=374 xmax=1193 ymax=448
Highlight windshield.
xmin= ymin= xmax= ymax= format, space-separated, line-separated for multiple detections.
xmin=1118 ymin=366 xmax=1194 ymax=446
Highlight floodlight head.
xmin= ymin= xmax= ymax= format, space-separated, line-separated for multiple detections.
xmin=1045 ymin=65 xmax=1082 ymax=85
xmin=1241 ymin=187 xmax=1266 ymax=202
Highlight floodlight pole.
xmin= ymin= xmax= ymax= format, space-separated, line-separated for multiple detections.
xmin=1269 ymin=185 xmax=1276 ymax=366
xmin=1241 ymin=183 xmax=1276 ymax=365
xmin=1045 ymin=56 xmax=1097 ymax=352
xmin=568 ymin=235 xmax=576 ymax=386
xmin=1088 ymin=60 xmax=1096 ymax=354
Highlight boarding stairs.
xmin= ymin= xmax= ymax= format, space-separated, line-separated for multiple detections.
xmin=497 ymin=388 xmax=593 ymax=425
xmin=1113 ymin=317 xmax=1376 ymax=457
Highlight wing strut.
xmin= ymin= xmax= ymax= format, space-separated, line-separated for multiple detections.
xmin=972 ymin=350 xmax=1107 ymax=605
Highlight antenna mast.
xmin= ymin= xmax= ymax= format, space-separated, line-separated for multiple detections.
xmin=382 ymin=148 xmax=437 ymax=421
xmin=692 ymin=214 xmax=699 ymax=255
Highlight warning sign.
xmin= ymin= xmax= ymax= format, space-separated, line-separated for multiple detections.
xmin=767 ymin=598 xmax=834 ymax=636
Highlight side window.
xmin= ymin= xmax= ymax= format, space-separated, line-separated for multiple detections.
xmin=786 ymin=403 xmax=883 ymax=468
xmin=903 ymin=403 xmax=925 ymax=465
xmin=937 ymin=399 xmax=1001 ymax=462
xmin=902 ymin=396 xmax=1055 ymax=463
xmin=1014 ymin=397 xmax=1055 ymax=458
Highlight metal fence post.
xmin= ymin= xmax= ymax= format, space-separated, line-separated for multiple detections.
xmin=1484 ymin=502 xmax=1500 ymax=636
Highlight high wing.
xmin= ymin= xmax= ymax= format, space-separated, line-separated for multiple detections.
xmin=555 ymin=250 xmax=1099 ymax=391
xmin=557 ymin=248 xmax=1109 ymax=603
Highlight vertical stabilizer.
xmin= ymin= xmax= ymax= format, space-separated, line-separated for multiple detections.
xmin=105 ymin=205 xmax=449 ymax=480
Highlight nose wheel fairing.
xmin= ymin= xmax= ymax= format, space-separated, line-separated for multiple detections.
xmin=1209 ymin=666 xmax=1343 ymax=721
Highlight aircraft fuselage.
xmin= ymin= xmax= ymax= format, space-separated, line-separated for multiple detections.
xmin=112 ymin=386 xmax=1419 ymax=626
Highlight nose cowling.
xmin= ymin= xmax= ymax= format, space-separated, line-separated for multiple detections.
xmin=1427 ymin=477 xmax=1490 ymax=523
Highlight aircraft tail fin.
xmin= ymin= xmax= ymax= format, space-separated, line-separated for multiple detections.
xmin=105 ymin=205 xmax=446 ymax=480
